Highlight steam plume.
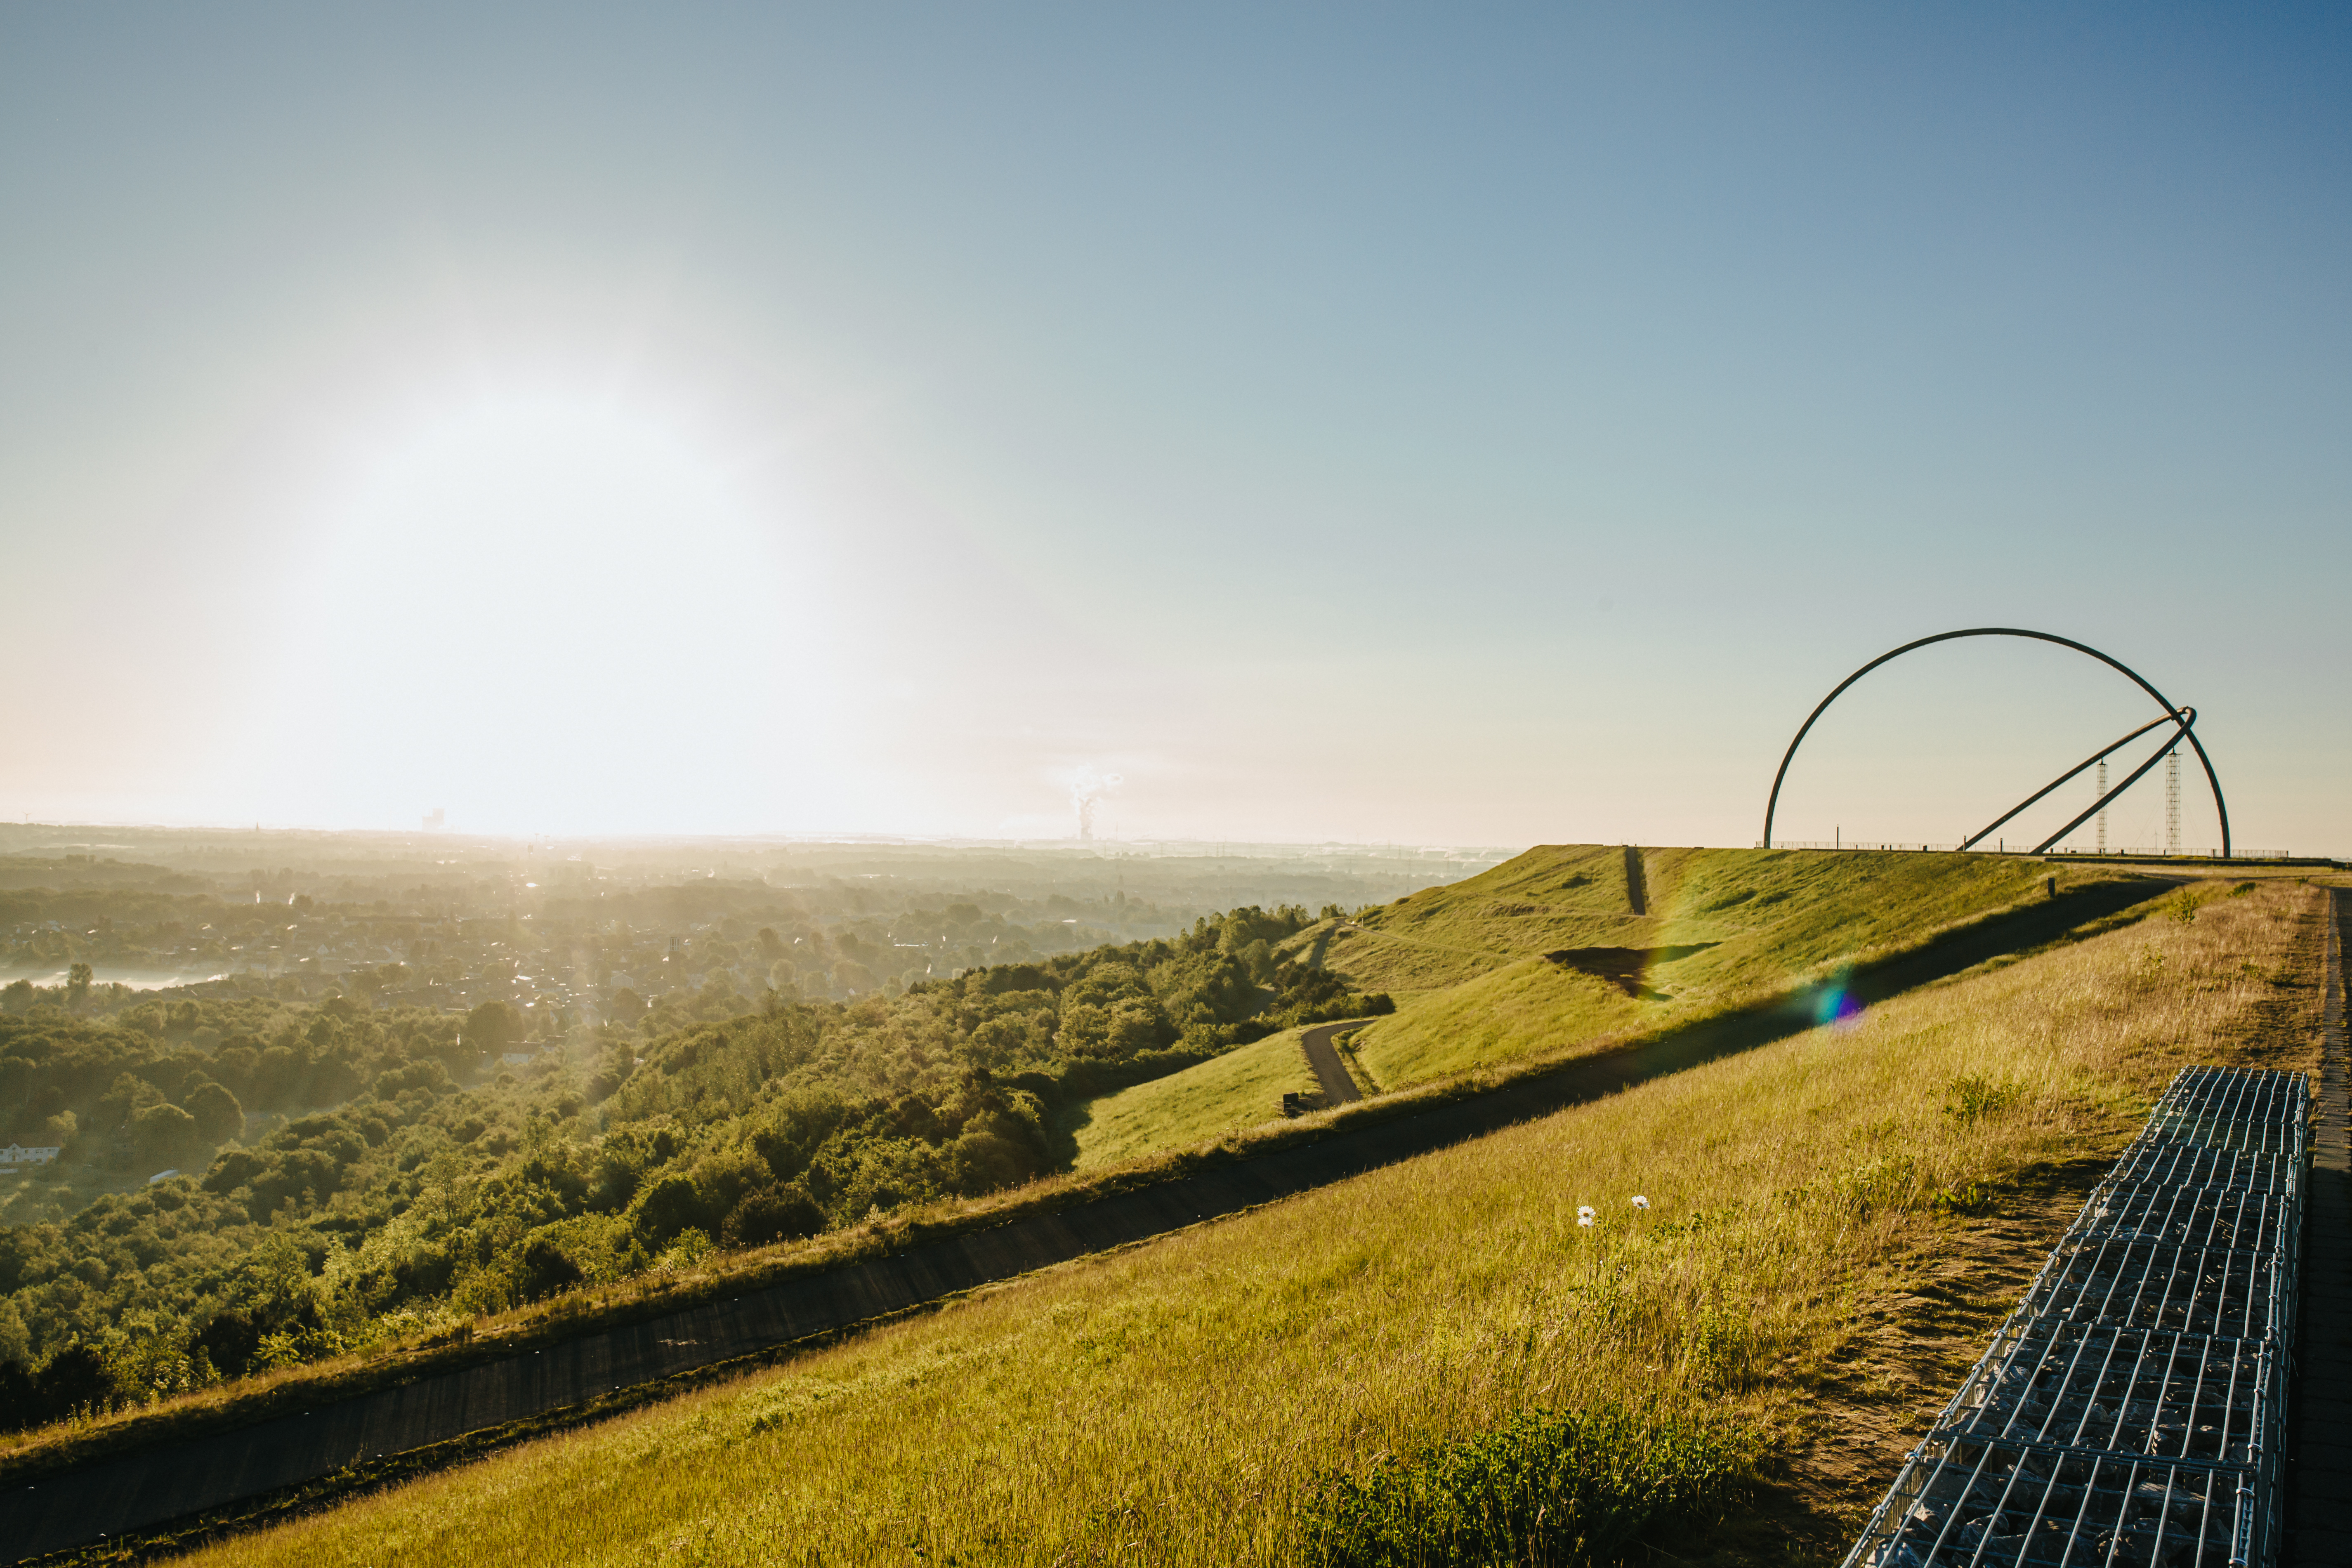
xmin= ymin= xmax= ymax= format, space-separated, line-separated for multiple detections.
xmin=1071 ymin=767 xmax=1124 ymax=842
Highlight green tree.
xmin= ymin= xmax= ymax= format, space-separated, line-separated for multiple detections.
xmin=186 ymin=1082 xmax=244 ymax=1145
xmin=463 ymin=1000 xmax=521 ymax=1055
xmin=131 ymin=1102 xmax=200 ymax=1168
xmin=66 ymin=963 xmax=93 ymax=1007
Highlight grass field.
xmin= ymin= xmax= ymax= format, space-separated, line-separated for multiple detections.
xmin=177 ymin=876 xmax=2323 ymax=1568
xmin=1348 ymin=956 xmax=1641 ymax=1090
xmin=1055 ymin=846 xmax=2125 ymax=1172
xmin=1066 ymin=1025 xmax=1321 ymax=1169
xmin=1323 ymin=846 xmax=2137 ymax=1092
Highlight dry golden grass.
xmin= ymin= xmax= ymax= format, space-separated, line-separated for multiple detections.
xmin=175 ymin=878 xmax=2321 ymax=1568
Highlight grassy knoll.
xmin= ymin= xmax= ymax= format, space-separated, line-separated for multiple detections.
xmin=1346 ymin=955 xmax=1644 ymax=1091
xmin=1055 ymin=846 xmax=2105 ymax=1169
xmin=178 ymin=879 xmax=2321 ymax=1568
xmin=1326 ymin=846 xmax=2130 ymax=1090
xmin=1067 ymin=1026 xmax=1319 ymax=1169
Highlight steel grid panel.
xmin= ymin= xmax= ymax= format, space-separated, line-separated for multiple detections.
xmin=2149 ymin=1067 xmax=2310 ymax=1129
xmin=1938 ymin=1324 xmax=2280 ymax=1471
xmin=2104 ymin=1140 xmax=2302 ymax=1200
xmin=2142 ymin=1069 xmax=2310 ymax=1154
xmin=2136 ymin=1112 xmax=2308 ymax=1159
xmin=1842 ymin=1064 xmax=2305 ymax=1568
xmin=2133 ymin=1112 xmax=2308 ymax=1162
xmin=2013 ymin=1233 xmax=2291 ymax=1342
xmin=1842 ymin=1440 xmax=2264 ymax=1568
xmin=2065 ymin=1182 xmax=2296 ymax=1261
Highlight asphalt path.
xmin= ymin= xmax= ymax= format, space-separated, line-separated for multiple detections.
xmin=0 ymin=875 xmax=2166 ymax=1563
xmin=1298 ymin=1019 xmax=1369 ymax=1106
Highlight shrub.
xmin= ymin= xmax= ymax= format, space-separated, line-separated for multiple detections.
xmin=517 ymin=1237 xmax=586 ymax=1301
xmin=1300 ymin=1403 xmax=1755 ymax=1567
xmin=1942 ymin=1073 xmax=2022 ymax=1126
xmin=195 ymin=1310 xmax=264 ymax=1379
xmin=721 ymin=1185 xmax=826 ymax=1249
xmin=33 ymin=1343 xmax=117 ymax=1423
xmin=631 ymin=1172 xmax=709 ymax=1248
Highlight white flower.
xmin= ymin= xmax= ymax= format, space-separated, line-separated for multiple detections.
xmin=1632 ymin=1195 xmax=1650 ymax=1210
xmin=1577 ymin=1213 xmax=1595 ymax=1227
xmin=1576 ymin=1205 xmax=1596 ymax=1227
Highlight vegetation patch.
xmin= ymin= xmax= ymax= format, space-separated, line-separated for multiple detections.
xmin=1300 ymin=1403 xmax=1758 ymax=1568
xmin=0 ymin=902 xmax=1391 ymax=1457
xmin=1066 ymin=1025 xmax=1320 ymax=1169
xmin=1328 ymin=847 xmax=2145 ymax=1091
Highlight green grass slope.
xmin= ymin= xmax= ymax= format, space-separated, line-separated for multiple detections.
xmin=1325 ymin=846 xmax=2123 ymax=1090
xmin=1345 ymin=956 xmax=1643 ymax=1092
xmin=1060 ymin=847 xmax=2134 ymax=1170
xmin=186 ymin=882 xmax=2314 ymax=1568
xmin=1066 ymin=1026 xmax=1319 ymax=1169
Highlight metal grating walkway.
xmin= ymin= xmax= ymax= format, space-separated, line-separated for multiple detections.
xmin=1842 ymin=1065 xmax=2310 ymax=1568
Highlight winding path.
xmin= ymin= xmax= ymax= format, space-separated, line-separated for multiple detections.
xmin=1298 ymin=1019 xmax=1368 ymax=1106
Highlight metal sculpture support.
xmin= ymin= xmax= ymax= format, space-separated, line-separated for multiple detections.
xmin=1960 ymin=706 xmax=2194 ymax=855
xmin=1761 ymin=628 xmax=2231 ymax=857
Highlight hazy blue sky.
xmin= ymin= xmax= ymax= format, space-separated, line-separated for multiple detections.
xmin=3 ymin=4 xmax=2346 ymax=851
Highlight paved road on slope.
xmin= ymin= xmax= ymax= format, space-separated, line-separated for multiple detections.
xmin=0 ymin=875 xmax=2169 ymax=1563
xmin=1299 ymin=1019 xmax=1368 ymax=1106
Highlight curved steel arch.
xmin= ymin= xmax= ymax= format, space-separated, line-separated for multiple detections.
xmin=1760 ymin=628 xmax=2231 ymax=857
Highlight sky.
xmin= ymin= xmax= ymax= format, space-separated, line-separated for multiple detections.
xmin=2 ymin=4 xmax=2346 ymax=853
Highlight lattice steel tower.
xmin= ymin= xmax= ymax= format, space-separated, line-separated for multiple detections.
xmin=2095 ymin=759 xmax=2108 ymax=853
xmin=2166 ymin=747 xmax=2181 ymax=855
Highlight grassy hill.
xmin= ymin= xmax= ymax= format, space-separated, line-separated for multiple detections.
xmin=182 ymin=878 xmax=2318 ymax=1568
xmin=1316 ymin=846 xmax=2122 ymax=1091
xmin=1065 ymin=1025 xmax=1321 ymax=1169
xmin=1055 ymin=846 xmax=2135 ymax=1165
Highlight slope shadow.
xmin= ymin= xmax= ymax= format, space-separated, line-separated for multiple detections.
xmin=1544 ymin=943 xmax=1719 ymax=997
xmin=0 ymin=878 xmax=2167 ymax=1565
xmin=1497 ymin=877 xmax=2165 ymax=1111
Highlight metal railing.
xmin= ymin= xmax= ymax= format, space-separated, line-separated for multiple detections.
xmin=1756 ymin=842 xmax=2319 ymax=861
xmin=1840 ymin=1066 xmax=2308 ymax=1568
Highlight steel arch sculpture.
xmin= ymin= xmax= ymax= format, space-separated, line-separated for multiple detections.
xmin=1760 ymin=628 xmax=2231 ymax=857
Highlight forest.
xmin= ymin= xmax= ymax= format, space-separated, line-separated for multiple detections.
xmin=0 ymin=901 xmax=1389 ymax=1429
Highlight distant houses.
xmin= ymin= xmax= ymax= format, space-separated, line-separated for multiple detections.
xmin=1 ymin=1145 xmax=62 ymax=1165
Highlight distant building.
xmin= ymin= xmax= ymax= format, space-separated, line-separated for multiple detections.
xmin=498 ymin=1052 xmax=536 ymax=1067
xmin=0 ymin=1145 xmax=61 ymax=1165
xmin=423 ymin=807 xmax=446 ymax=832
xmin=147 ymin=1169 xmax=180 ymax=1185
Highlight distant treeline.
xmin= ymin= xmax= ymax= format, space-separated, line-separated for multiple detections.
xmin=0 ymin=903 xmax=1387 ymax=1430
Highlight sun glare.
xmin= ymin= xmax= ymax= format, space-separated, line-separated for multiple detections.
xmin=283 ymin=396 xmax=840 ymax=833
